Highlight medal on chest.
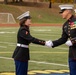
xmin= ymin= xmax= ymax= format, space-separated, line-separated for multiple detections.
xmin=69 ymin=21 xmax=76 ymax=29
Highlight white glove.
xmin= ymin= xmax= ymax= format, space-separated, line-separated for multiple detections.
xmin=45 ymin=40 xmax=53 ymax=47
xmin=65 ymin=40 xmax=73 ymax=46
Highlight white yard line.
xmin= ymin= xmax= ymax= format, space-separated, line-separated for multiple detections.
xmin=0 ymin=28 xmax=18 ymax=30
xmin=0 ymin=31 xmax=15 ymax=34
xmin=0 ymin=52 xmax=68 ymax=54
xmin=0 ymin=41 xmax=68 ymax=50
xmin=0 ymin=56 xmax=68 ymax=67
xmin=32 ymin=34 xmax=60 ymax=36
xmin=30 ymin=60 xmax=68 ymax=67
xmin=32 ymin=29 xmax=51 ymax=31
xmin=0 ymin=56 xmax=13 ymax=60
xmin=0 ymin=42 xmax=15 ymax=45
xmin=0 ymin=46 xmax=7 ymax=48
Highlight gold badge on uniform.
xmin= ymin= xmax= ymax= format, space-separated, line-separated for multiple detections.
xmin=70 ymin=21 xmax=76 ymax=29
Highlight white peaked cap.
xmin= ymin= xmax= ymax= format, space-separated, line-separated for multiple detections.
xmin=17 ymin=11 xmax=30 ymax=20
xmin=59 ymin=4 xmax=74 ymax=10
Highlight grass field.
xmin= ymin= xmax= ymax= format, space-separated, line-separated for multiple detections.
xmin=0 ymin=3 xmax=66 ymax=24
xmin=0 ymin=26 xmax=69 ymax=73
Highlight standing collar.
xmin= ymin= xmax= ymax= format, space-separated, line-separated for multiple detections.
xmin=68 ymin=15 xmax=74 ymax=21
xmin=21 ymin=25 xmax=29 ymax=30
xmin=24 ymin=25 xmax=29 ymax=30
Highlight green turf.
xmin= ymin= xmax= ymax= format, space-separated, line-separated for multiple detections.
xmin=0 ymin=26 xmax=69 ymax=72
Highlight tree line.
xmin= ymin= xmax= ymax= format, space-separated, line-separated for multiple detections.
xmin=4 ymin=0 xmax=22 ymax=4
xmin=51 ymin=0 xmax=76 ymax=3
xmin=4 ymin=0 xmax=76 ymax=4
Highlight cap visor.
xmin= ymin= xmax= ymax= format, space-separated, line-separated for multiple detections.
xmin=59 ymin=11 xmax=63 ymax=14
xmin=59 ymin=9 xmax=66 ymax=14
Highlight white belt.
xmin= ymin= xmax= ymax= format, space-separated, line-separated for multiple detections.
xmin=17 ymin=43 xmax=28 ymax=48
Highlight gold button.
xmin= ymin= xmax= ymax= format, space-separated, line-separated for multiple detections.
xmin=69 ymin=22 xmax=70 ymax=24
xmin=73 ymin=25 xmax=74 ymax=26
xmin=68 ymin=34 xmax=70 ymax=36
xmin=68 ymin=31 xmax=70 ymax=33
xmin=39 ymin=41 xmax=41 ymax=42
xmin=68 ymin=28 xmax=70 ymax=30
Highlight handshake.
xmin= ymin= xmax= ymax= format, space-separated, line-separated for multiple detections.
xmin=45 ymin=40 xmax=73 ymax=47
xmin=45 ymin=40 xmax=53 ymax=47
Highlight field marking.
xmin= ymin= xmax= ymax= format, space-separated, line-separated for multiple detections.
xmin=30 ymin=60 xmax=68 ymax=67
xmin=0 ymin=70 xmax=69 ymax=75
xmin=0 ymin=56 xmax=13 ymax=60
xmin=0 ymin=52 xmax=68 ymax=54
xmin=0 ymin=56 xmax=68 ymax=67
xmin=0 ymin=31 xmax=15 ymax=34
xmin=32 ymin=34 xmax=60 ymax=36
xmin=0 ymin=41 xmax=68 ymax=50
xmin=0 ymin=42 xmax=15 ymax=44
xmin=0 ymin=46 xmax=7 ymax=48
xmin=31 ymin=44 xmax=68 ymax=50
xmin=0 ymin=52 xmax=13 ymax=53
xmin=32 ymin=29 xmax=51 ymax=31
xmin=0 ymin=27 xmax=18 ymax=30
xmin=31 ymin=52 xmax=68 ymax=53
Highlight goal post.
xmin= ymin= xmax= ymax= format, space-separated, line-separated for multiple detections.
xmin=0 ymin=13 xmax=16 ymax=24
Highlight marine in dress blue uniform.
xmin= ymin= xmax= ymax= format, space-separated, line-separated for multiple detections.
xmin=49 ymin=5 xmax=76 ymax=75
xmin=12 ymin=11 xmax=47 ymax=75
